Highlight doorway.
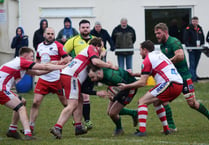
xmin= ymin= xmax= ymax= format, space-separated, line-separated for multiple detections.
xmin=145 ymin=8 xmax=191 ymax=44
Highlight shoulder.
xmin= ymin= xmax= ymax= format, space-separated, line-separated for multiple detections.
xmin=54 ymin=41 xmax=64 ymax=47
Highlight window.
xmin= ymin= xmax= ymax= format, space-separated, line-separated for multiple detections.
xmin=145 ymin=8 xmax=191 ymax=43
xmin=40 ymin=7 xmax=94 ymax=18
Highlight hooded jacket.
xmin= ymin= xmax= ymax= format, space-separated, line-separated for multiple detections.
xmin=11 ymin=27 xmax=28 ymax=57
xmin=33 ymin=19 xmax=48 ymax=50
xmin=56 ymin=17 xmax=78 ymax=45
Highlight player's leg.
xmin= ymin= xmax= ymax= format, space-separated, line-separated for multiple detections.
xmin=135 ymin=91 xmax=159 ymax=136
xmin=108 ymin=101 xmax=124 ymax=136
xmin=56 ymin=80 xmax=67 ymax=107
xmin=163 ymin=104 xmax=177 ymax=132
xmin=50 ymin=99 xmax=78 ymax=139
xmin=7 ymin=96 xmax=26 ymax=139
xmin=30 ymin=78 xmax=49 ymax=133
xmin=154 ymin=104 xmax=170 ymax=134
xmin=5 ymin=96 xmax=34 ymax=140
xmin=183 ymin=79 xmax=209 ymax=119
xmin=82 ymin=93 xmax=93 ymax=130
xmin=118 ymin=88 xmax=138 ymax=127
xmin=29 ymin=93 xmax=44 ymax=133
xmin=73 ymin=95 xmax=87 ymax=135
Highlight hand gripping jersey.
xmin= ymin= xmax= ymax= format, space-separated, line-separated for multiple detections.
xmin=141 ymin=51 xmax=183 ymax=85
xmin=61 ymin=45 xmax=99 ymax=84
xmin=36 ymin=41 xmax=67 ymax=82
xmin=0 ymin=57 xmax=35 ymax=91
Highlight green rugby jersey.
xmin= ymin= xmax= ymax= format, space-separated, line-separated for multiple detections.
xmin=160 ymin=36 xmax=191 ymax=80
xmin=101 ymin=67 xmax=136 ymax=86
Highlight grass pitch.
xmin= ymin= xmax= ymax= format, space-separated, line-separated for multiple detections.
xmin=0 ymin=82 xmax=209 ymax=145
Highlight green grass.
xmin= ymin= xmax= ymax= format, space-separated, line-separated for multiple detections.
xmin=0 ymin=82 xmax=209 ymax=145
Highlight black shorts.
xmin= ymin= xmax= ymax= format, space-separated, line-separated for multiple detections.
xmin=113 ymin=88 xmax=137 ymax=105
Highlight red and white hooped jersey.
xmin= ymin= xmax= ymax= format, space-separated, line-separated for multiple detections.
xmin=36 ymin=41 xmax=67 ymax=82
xmin=0 ymin=57 xmax=35 ymax=91
xmin=61 ymin=45 xmax=99 ymax=84
xmin=141 ymin=51 xmax=183 ymax=84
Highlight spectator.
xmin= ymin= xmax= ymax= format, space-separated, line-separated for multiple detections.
xmin=91 ymin=21 xmax=114 ymax=61
xmin=33 ymin=19 xmax=48 ymax=51
xmin=56 ymin=17 xmax=78 ymax=45
xmin=111 ymin=18 xmax=136 ymax=71
xmin=183 ymin=16 xmax=205 ymax=82
xmin=11 ymin=27 xmax=28 ymax=57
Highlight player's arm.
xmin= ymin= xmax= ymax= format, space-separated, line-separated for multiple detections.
xmin=31 ymin=62 xmax=66 ymax=71
xmin=26 ymin=69 xmax=51 ymax=76
xmin=118 ymin=74 xmax=149 ymax=90
xmin=91 ymin=57 xmax=118 ymax=70
xmin=170 ymin=49 xmax=184 ymax=64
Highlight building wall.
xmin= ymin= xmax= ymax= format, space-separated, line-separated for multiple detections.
xmin=0 ymin=0 xmax=209 ymax=76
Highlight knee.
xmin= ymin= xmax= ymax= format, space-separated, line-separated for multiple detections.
xmin=108 ymin=111 xmax=116 ymax=118
xmin=32 ymin=100 xmax=41 ymax=108
xmin=19 ymin=96 xmax=26 ymax=106
xmin=187 ymin=100 xmax=198 ymax=109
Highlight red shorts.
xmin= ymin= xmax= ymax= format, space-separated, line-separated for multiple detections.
xmin=61 ymin=75 xmax=81 ymax=100
xmin=0 ymin=90 xmax=17 ymax=105
xmin=149 ymin=82 xmax=183 ymax=102
xmin=34 ymin=78 xmax=63 ymax=96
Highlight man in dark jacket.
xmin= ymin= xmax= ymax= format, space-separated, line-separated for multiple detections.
xmin=183 ymin=16 xmax=205 ymax=82
xmin=111 ymin=18 xmax=136 ymax=71
xmin=91 ymin=22 xmax=115 ymax=61
xmin=33 ymin=19 xmax=48 ymax=51
xmin=56 ymin=17 xmax=78 ymax=45
xmin=11 ymin=27 xmax=28 ymax=57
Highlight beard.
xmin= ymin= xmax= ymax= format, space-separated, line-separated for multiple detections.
xmin=158 ymin=35 xmax=166 ymax=43
xmin=81 ymin=31 xmax=90 ymax=37
xmin=45 ymin=37 xmax=55 ymax=44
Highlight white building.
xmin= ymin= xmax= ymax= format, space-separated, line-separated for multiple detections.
xmin=0 ymin=0 xmax=208 ymax=76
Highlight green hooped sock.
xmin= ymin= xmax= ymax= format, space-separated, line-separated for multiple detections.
xmin=198 ymin=103 xmax=209 ymax=119
xmin=119 ymin=108 xmax=137 ymax=116
xmin=164 ymin=104 xmax=176 ymax=129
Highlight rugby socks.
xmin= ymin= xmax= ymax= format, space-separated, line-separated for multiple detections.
xmin=74 ymin=122 xmax=82 ymax=129
xmin=138 ymin=104 xmax=148 ymax=133
xmin=155 ymin=105 xmax=169 ymax=132
xmin=29 ymin=122 xmax=35 ymax=133
xmin=24 ymin=129 xmax=32 ymax=136
xmin=9 ymin=124 xmax=18 ymax=133
xmin=164 ymin=104 xmax=176 ymax=129
xmin=113 ymin=117 xmax=122 ymax=129
xmin=198 ymin=103 xmax=209 ymax=119
xmin=54 ymin=124 xmax=62 ymax=130
xmin=83 ymin=102 xmax=90 ymax=121
xmin=119 ymin=108 xmax=137 ymax=117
